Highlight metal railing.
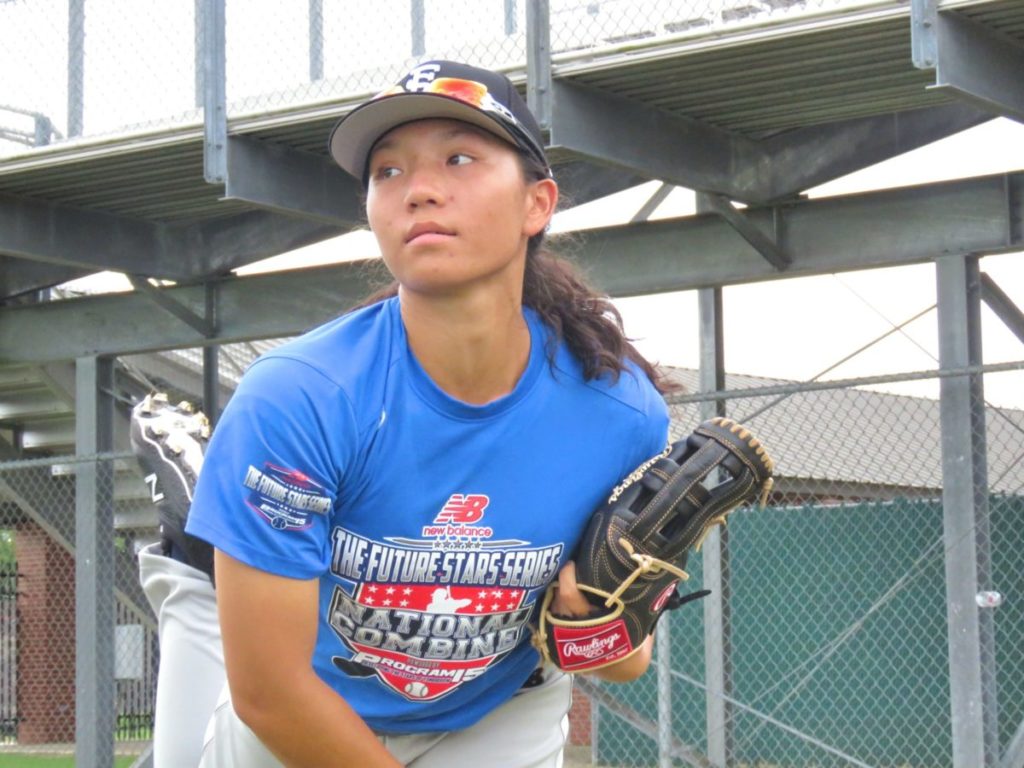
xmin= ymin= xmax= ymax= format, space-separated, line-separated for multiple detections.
xmin=0 ymin=0 xmax=888 ymax=158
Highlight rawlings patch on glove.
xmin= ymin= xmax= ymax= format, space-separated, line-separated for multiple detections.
xmin=534 ymin=416 xmax=774 ymax=672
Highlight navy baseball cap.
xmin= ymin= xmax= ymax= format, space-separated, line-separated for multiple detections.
xmin=328 ymin=60 xmax=550 ymax=183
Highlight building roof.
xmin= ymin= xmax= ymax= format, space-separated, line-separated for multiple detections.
xmin=664 ymin=368 xmax=1024 ymax=497
xmin=134 ymin=343 xmax=1024 ymax=497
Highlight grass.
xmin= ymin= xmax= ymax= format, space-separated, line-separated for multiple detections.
xmin=0 ymin=754 xmax=139 ymax=767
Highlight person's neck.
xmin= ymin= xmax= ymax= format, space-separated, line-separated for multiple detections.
xmin=399 ymin=288 xmax=531 ymax=405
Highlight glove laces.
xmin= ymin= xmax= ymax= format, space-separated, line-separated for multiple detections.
xmin=603 ymin=538 xmax=691 ymax=608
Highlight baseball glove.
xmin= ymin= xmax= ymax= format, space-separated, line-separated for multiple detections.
xmin=130 ymin=393 xmax=215 ymax=580
xmin=534 ymin=416 xmax=774 ymax=672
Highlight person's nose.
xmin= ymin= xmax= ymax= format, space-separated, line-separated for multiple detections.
xmin=404 ymin=164 xmax=444 ymax=209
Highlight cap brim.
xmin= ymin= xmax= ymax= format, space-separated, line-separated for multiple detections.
xmin=329 ymin=93 xmax=526 ymax=181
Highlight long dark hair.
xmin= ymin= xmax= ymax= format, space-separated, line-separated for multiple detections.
xmin=350 ymin=151 xmax=679 ymax=396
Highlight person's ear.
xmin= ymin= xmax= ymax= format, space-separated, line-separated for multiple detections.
xmin=524 ymin=178 xmax=558 ymax=237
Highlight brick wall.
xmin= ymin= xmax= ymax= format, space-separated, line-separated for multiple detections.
xmin=568 ymin=689 xmax=592 ymax=745
xmin=15 ymin=520 xmax=75 ymax=744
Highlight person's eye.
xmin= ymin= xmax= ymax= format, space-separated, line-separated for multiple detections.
xmin=372 ymin=165 xmax=401 ymax=180
xmin=448 ymin=153 xmax=473 ymax=166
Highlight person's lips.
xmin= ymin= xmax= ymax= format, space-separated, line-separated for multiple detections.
xmin=405 ymin=222 xmax=456 ymax=244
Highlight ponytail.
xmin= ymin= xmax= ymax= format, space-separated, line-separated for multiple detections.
xmin=522 ymin=236 xmax=678 ymax=396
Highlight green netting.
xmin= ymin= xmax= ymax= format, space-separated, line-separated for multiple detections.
xmin=594 ymin=495 xmax=1024 ymax=768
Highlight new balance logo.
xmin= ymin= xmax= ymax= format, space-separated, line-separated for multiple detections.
xmin=434 ymin=494 xmax=489 ymax=524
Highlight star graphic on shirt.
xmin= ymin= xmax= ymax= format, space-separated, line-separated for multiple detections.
xmin=399 ymin=600 xmax=409 ymax=607
xmin=491 ymin=590 xmax=503 ymax=598
xmin=477 ymin=591 xmax=488 ymax=599
xmin=365 ymin=596 xmax=375 ymax=605
xmin=403 ymin=588 xmax=412 ymax=596
xmin=506 ymin=602 xmax=515 ymax=610
xmin=382 ymin=599 xmax=392 ymax=606
xmin=385 ymin=586 xmax=395 ymax=595
xmin=490 ymin=603 xmax=499 ymax=611
xmin=508 ymin=590 xmax=519 ymax=598
xmin=475 ymin=604 xmax=484 ymax=612
xmin=367 ymin=585 xmax=378 ymax=593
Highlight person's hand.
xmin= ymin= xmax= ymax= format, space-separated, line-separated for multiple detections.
xmin=550 ymin=561 xmax=594 ymax=618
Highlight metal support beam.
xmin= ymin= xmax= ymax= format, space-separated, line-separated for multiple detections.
xmin=67 ymin=0 xmax=85 ymax=138
xmin=697 ymin=192 xmax=791 ymax=271
xmin=411 ymin=0 xmax=426 ymax=57
xmin=503 ymin=0 xmax=517 ymax=35
xmin=526 ymin=0 xmax=552 ymax=132
xmin=0 ymin=191 xmax=196 ymax=279
xmin=2 ymin=172 xmax=1023 ymax=363
xmin=763 ymin=103 xmax=992 ymax=200
xmin=128 ymin=275 xmax=215 ymax=337
xmin=190 ymin=208 xmax=346 ymax=276
xmin=201 ymin=0 xmax=227 ymax=183
xmin=0 ymin=256 xmax=89 ymax=301
xmin=552 ymin=159 xmax=649 ymax=207
xmin=0 ymin=193 xmax=346 ymax=281
xmin=203 ymin=282 xmax=221 ymax=424
xmin=224 ymin=136 xmax=364 ymax=226
xmin=194 ymin=0 xmax=205 ymax=108
xmin=698 ymin=286 xmax=730 ymax=768
xmin=980 ymin=272 xmax=1024 ymax=347
xmin=656 ymin=618 xmax=673 ymax=768
xmin=75 ymin=356 xmax=116 ymax=768
xmin=912 ymin=3 xmax=1024 ymax=122
xmin=308 ymin=0 xmax=324 ymax=82
xmin=549 ymin=80 xmax=769 ymax=202
xmin=578 ymin=172 xmax=1024 ymax=296
xmin=631 ymin=183 xmax=674 ymax=223
xmin=936 ymin=254 xmax=997 ymax=768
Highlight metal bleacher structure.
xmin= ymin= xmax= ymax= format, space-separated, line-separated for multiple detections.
xmin=1 ymin=0 xmax=1023 ymax=766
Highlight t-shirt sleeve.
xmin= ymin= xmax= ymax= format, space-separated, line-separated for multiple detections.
xmin=185 ymin=355 xmax=358 ymax=579
xmin=625 ymin=364 xmax=672 ymax=471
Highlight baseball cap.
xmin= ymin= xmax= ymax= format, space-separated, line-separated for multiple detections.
xmin=328 ymin=60 xmax=550 ymax=183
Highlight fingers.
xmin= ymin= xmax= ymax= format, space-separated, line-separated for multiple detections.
xmin=551 ymin=561 xmax=593 ymax=618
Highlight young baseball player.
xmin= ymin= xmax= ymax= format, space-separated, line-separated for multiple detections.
xmin=136 ymin=60 xmax=675 ymax=767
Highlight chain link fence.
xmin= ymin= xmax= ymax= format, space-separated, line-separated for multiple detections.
xmin=0 ymin=452 xmax=156 ymax=761
xmin=1 ymin=0 xmax=884 ymax=157
xmin=576 ymin=364 xmax=1024 ymax=767
xmin=0 ymin=362 xmax=1020 ymax=766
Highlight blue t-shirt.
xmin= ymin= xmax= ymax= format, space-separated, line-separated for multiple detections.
xmin=187 ymin=297 xmax=668 ymax=733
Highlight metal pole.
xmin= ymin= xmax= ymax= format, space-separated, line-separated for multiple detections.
xmin=194 ymin=0 xmax=205 ymax=109
xmin=33 ymin=115 xmax=52 ymax=147
xmin=698 ymin=284 xmax=730 ymax=768
xmin=309 ymin=0 xmax=324 ymax=81
xmin=965 ymin=259 xmax=999 ymax=766
xmin=202 ymin=0 xmax=227 ymax=184
xmin=656 ymin=618 xmax=673 ymax=768
xmin=67 ymin=0 xmax=85 ymax=138
xmin=75 ymin=356 xmax=115 ymax=768
xmin=411 ymin=0 xmax=425 ymax=57
xmin=504 ymin=0 xmax=517 ymax=35
xmin=203 ymin=283 xmax=221 ymax=425
xmin=525 ymin=0 xmax=551 ymax=131
xmin=936 ymin=254 xmax=990 ymax=768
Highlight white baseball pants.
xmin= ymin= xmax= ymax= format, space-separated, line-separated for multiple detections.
xmin=139 ymin=545 xmax=571 ymax=767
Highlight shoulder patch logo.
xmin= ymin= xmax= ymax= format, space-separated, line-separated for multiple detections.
xmin=243 ymin=463 xmax=331 ymax=530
